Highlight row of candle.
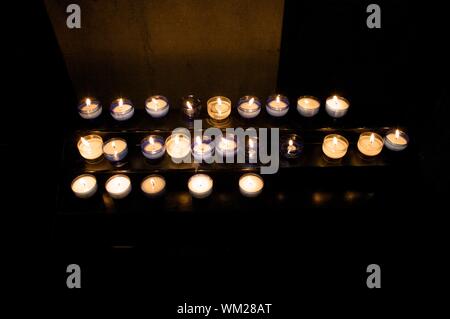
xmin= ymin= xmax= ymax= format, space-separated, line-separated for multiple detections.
xmin=77 ymin=128 xmax=409 ymax=163
xmin=71 ymin=173 xmax=264 ymax=199
xmin=78 ymin=94 xmax=349 ymax=121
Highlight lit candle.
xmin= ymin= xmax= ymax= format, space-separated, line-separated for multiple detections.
xmin=325 ymin=95 xmax=349 ymax=118
xmin=239 ymin=173 xmax=264 ymax=197
xmin=322 ymin=134 xmax=349 ymax=159
xmin=207 ymin=96 xmax=232 ymax=120
xmin=281 ymin=134 xmax=303 ymax=159
xmin=71 ymin=174 xmax=97 ymax=198
xmin=237 ymin=96 xmax=261 ymax=119
xmin=78 ymin=97 xmax=102 ymax=119
xmin=357 ymin=132 xmax=384 ymax=157
xmin=105 ymin=174 xmax=132 ymax=199
xmin=384 ymin=129 xmax=409 ymax=151
xmin=110 ymin=98 xmax=134 ymax=121
xmin=141 ymin=175 xmax=166 ymax=197
xmin=247 ymin=136 xmax=258 ymax=161
xmin=145 ymin=95 xmax=170 ymax=118
xmin=266 ymin=94 xmax=289 ymax=117
xmin=77 ymin=134 xmax=103 ymax=161
xmin=216 ymin=134 xmax=238 ymax=158
xmin=182 ymin=95 xmax=202 ymax=119
xmin=141 ymin=135 xmax=165 ymax=160
xmin=192 ymin=136 xmax=214 ymax=162
xmin=166 ymin=133 xmax=191 ymax=160
xmin=103 ymin=138 xmax=128 ymax=162
xmin=188 ymin=174 xmax=213 ymax=199
xmin=297 ymin=96 xmax=320 ymax=117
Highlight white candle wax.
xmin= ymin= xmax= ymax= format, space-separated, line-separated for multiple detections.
xmin=111 ymin=98 xmax=134 ymax=121
xmin=216 ymin=137 xmax=237 ymax=158
xmin=166 ymin=134 xmax=191 ymax=160
xmin=266 ymin=95 xmax=289 ymax=117
xmin=71 ymin=174 xmax=97 ymax=198
xmin=141 ymin=175 xmax=166 ymax=197
xmin=322 ymin=134 xmax=349 ymax=159
xmin=297 ymin=96 xmax=320 ymax=117
xmin=238 ymin=97 xmax=261 ymax=118
xmin=357 ymin=132 xmax=384 ymax=157
xmin=77 ymin=135 xmax=103 ymax=160
xmin=192 ymin=137 xmax=213 ymax=162
xmin=105 ymin=174 xmax=132 ymax=199
xmin=385 ymin=129 xmax=408 ymax=151
xmin=239 ymin=173 xmax=264 ymax=197
xmin=207 ymin=96 xmax=232 ymax=120
xmin=103 ymin=138 xmax=128 ymax=162
xmin=145 ymin=96 xmax=169 ymax=118
xmin=325 ymin=95 xmax=349 ymax=118
xmin=188 ymin=174 xmax=213 ymax=199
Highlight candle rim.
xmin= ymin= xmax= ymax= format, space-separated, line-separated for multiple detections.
xmin=326 ymin=95 xmax=350 ymax=108
xmin=297 ymin=95 xmax=321 ymax=107
xmin=385 ymin=128 xmax=409 ymax=144
xmin=323 ymin=134 xmax=349 ymax=146
xmin=103 ymin=137 xmax=127 ymax=154
xmin=105 ymin=174 xmax=131 ymax=193
xmin=77 ymin=134 xmax=103 ymax=147
xmin=188 ymin=173 xmax=213 ymax=190
xmin=110 ymin=98 xmax=134 ymax=113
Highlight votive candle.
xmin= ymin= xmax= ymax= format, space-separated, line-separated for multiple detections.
xmin=325 ymin=95 xmax=349 ymax=118
xmin=141 ymin=135 xmax=165 ymax=160
xmin=207 ymin=96 xmax=232 ymax=120
xmin=103 ymin=138 xmax=128 ymax=162
xmin=239 ymin=173 xmax=264 ymax=197
xmin=141 ymin=175 xmax=166 ymax=197
xmin=384 ymin=129 xmax=409 ymax=151
xmin=237 ymin=96 xmax=261 ymax=119
xmin=266 ymin=94 xmax=289 ymax=117
xmin=105 ymin=174 xmax=132 ymax=199
xmin=78 ymin=97 xmax=102 ymax=119
xmin=145 ymin=95 xmax=170 ymax=118
xmin=297 ymin=96 xmax=320 ymax=117
xmin=110 ymin=98 xmax=134 ymax=121
xmin=322 ymin=134 xmax=349 ymax=159
xmin=77 ymin=134 xmax=103 ymax=161
xmin=188 ymin=174 xmax=213 ymax=199
xmin=71 ymin=174 xmax=97 ymax=198
xmin=357 ymin=132 xmax=384 ymax=157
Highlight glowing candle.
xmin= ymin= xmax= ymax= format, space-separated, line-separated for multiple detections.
xmin=188 ymin=174 xmax=213 ymax=199
xmin=105 ymin=174 xmax=132 ymax=199
xmin=297 ymin=96 xmax=320 ymax=117
xmin=239 ymin=173 xmax=264 ymax=197
xmin=141 ymin=135 xmax=165 ymax=160
xmin=266 ymin=94 xmax=289 ymax=117
xmin=110 ymin=98 xmax=134 ymax=121
xmin=247 ymin=136 xmax=258 ymax=161
xmin=281 ymin=134 xmax=303 ymax=159
xmin=192 ymin=136 xmax=214 ymax=162
xmin=166 ymin=133 xmax=191 ymax=160
xmin=216 ymin=134 xmax=238 ymax=158
xmin=182 ymin=95 xmax=202 ymax=119
xmin=357 ymin=132 xmax=384 ymax=157
xmin=325 ymin=95 xmax=349 ymax=118
xmin=71 ymin=174 xmax=97 ymax=198
xmin=207 ymin=96 xmax=231 ymax=120
xmin=103 ymin=138 xmax=128 ymax=162
xmin=384 ymin=129 xmax=409 ymax=151
xmin=78 ymin=97 xmax=102 ymax=119
xmin=77 ymin=134 xmax=103 ymax=161
xmin=145 ymin=95 xmax=170 ymax=118
xmin=141 ymin=175 xmax=166 ymax=197
xmin=322 ymin=134 xmax=349 ymax=159
xmin=238 ymin=95 xmax=261 ymax=119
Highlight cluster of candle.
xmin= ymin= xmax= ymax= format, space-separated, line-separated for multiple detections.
xmin=77 ymin=94 xmax=351 ymax=121
xmin=71 ymin=173 xmax=264 ymax=199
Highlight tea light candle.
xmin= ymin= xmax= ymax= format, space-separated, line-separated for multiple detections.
xmin=141 ymin=175 xmax=166 ymax=197
xmin=145 ymin=95 xmax=169 ymax=118
xmin=216 ymin=134 xmax=238 ymax=158
xmin=141 ymin=135 xmax=165 ymax=160
xmin=357 ymin=132 xmax=384 ymax=157
xmin=78 ymin=97 xmax=102 ymax=119
xmin=247 ymin=136 xmax=258 ymax=162
xmin=297 ymin=96 xmax=320 ymax=117
xmin=192 ymin=136 xmax=214 ymax=162
xmin=239 ymin=173 xmax=264 ymax=197
xmin=105 ymin=174 xmax=132 ymax=199
xmin=384 ymin=129 xmax=409 ymax=151
xmin=103 ymin=138 xmax=128 ymax=162
xmin=188 ymin=174 xmax=213 ymax=199
xmin=71 ymin=174 xmax=97 ymax=198
xmin=280 ymin=134 xmax=303 ymax=159
xmin=322 ymin=134 xmax=349 ymax=159
xmin=182 ymin=95 xmax=202 ymax=119
xmin=237 ymin=96 xmax=261 ymax=119
xmin=166 ymin=133 xmax=191 ymax=160
xmin=266 ymin=94 xmax=289 ymax=117
xmin=325 ymin=95 xmax=350 ymax=118
xmin=110 ymin=98 xmax=134 ymax=121
xmin=207 ymin=96 xmax=232 ymax=120
xmin=77 ymin=134 xmax=103 ymax=161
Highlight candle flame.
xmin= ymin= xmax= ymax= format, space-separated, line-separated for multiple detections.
xmin=118 ymin=98 xmax=123 ymax=106
xmin=288 ymin=139 xmax=293 ymax=146
xmin=86 ymin=98 xmax=91 ymax=106
xmin=80 ymin=137 xmax=90 ymax=147
xmin=370 ymin=133 xmax=375 ymax=144
xmin=249 ymin=97 xmax=254 ymax=105
xmin=186 ymin=101 xmax=192 ymax=109
xmin=395 ymin=129 xmax=400 ymax=139
xmin=112 ymin=141 xmax=116 ymax=149
xmin=217 ymin=97 xmax=222 ymax=105
xmin=151 ymin=98 xmax=158 ymax=110
xmin=276 ymin=95 xmax=280 ymax=103
xmin=175 ymin=135 xmax=180 ymax=145
xmin=333 ymin=95 xmax=338 ymax=105
xmin=150 ymin=178 xmax=155 ymax=189
xmin=196 ymin=136 xmax=202 ymax=145
xmin=149 ymin=136 xmax=154 ymax=144
xmin=304 ymin=98 xmax=309 ymax=104
xmin=333 ymin=136 xmax=338 ymax=146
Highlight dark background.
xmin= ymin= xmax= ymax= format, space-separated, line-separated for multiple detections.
xmin=11 ymin=0 xmax=449 ymax=312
